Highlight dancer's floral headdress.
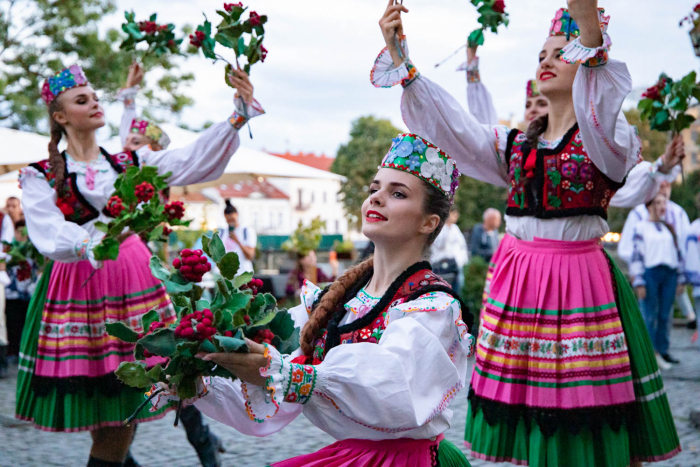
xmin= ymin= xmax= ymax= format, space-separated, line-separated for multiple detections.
xmin=548 ymin=8 xmax=609 ymax=40
xmin=41 ymin=65 xmax=89 ymax=105
xmin=380 ymin=133 xmax=460 ymax=203
xmin=130 ymin=118 xmax=171 ymax=149
xmin=526 ymin=79 xmax=540 ymax=98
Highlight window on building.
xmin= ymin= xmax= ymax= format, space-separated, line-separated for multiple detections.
xmin=297 ymin=189 xmax=303 ymax=208
xmin=335 ymin=220 xmax=340 ymax=232
xmin=323 ymin=192 xmax=327 ymax=203
xmin=278 ymin=212 xmax=283 ymax=227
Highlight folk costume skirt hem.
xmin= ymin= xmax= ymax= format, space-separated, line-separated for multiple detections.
xmin=464 ymin=237 xmax=680 ymax=466
xmin=15 ymin=237 xmax=176 ymax=432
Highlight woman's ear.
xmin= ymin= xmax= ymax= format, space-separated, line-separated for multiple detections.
xmin=419 ymin=213 xmax=441 ymax=236
xmin=52 ymin=110 xmax=68 ymax=126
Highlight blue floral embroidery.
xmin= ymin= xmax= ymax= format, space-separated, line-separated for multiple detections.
xmin=412 ymin=139 xmax=427 ymax=154
xmin=390 ymin=136 xmax=402 ymax=151
xmin=407 ymin=155 xmax=421 ymax=171
xmin=395 ymin=140 xmax=414 ymax=159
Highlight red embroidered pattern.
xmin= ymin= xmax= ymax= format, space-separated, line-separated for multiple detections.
xmin=506 ymin=127 xmax=622 ymax=219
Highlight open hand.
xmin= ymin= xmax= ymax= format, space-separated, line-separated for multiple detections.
xmin=660 ymin=134 xmax=685 ymax=174
xmin=126 ymin=62 xmax=145 ymax=88
xmin=227 ymin=68 xmax=254 ymax=105
xmin=197 ymin=339 xmax=269 ymax=387
xmin=379 ymin=0 xmax=409 ymax=67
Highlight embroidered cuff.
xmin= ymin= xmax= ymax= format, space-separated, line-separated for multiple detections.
xmin=370 ymin=38 xmax=420 ymax=88
xmin=148 ymin=377 xmax=211 ymax=412
xmin=651 ymin=157 xmax=682 ymax=181
xmin=229 ymin=98 xmax=265 ymax=130
xmin=466 ymin=57 xmax=481 ymax=83
xmin=75 ymin=238 xmax=92 ymax=260
xmin=560 ymin=34 xmax=611 ymax=68
xmin=241 ymin=344 xmax=317 ymax=423
xmin=18 ymin=166 xmax=46 ymax=188
xmin=116 ymin=87 xmax=139 ymax=109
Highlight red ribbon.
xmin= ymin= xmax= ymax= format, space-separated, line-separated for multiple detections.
xmin=524 ymin=148 xmax=537 ymax=179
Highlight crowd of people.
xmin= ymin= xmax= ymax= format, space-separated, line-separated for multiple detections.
xmin=2 ymin=1 xmax=699 ymax=466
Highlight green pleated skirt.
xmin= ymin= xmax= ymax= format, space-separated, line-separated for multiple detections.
xmin=464 ymin=253 xmax=680 ymax=466
xmin=15 ymin=261 xmax=172 ymax=432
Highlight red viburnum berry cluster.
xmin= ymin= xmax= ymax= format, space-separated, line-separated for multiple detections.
xmin=107 ymin=195 xmax=125 ymax=217
xmin=162 ymin=225 xmax=172 ymax=237
xmin=642 ymin=78 xmax=668 ymax=101
xmin=240 ymin=278 xmax=264 ymax=295
xmin=248 ymin=11 xmax=261 ymax=27
xmin=253 ymin=328 xmax=275 ymax=345
xmin=173 ymin=249 xmax=211 ymax=282
xmin=138 ymin=21 xmax=167 ymax=34
xmin=164 ymin=201 xmax=185 ymax=220
xmin=492 ymin=0 xmax=506 ymax=13
xmin=190 ymin=31 xmax=206 ymax=48
xmin=224 ymin=2 xmax=242 ymax=12
xmin=175 ymin=309 xmax=217 ymax=341
xmin=135 ymin=182 xmax=155 ymax=203
xmin=260 ymin=45 xmax=268 ymax=62
xmin=16 ymin=261 xmax=32 ymax=282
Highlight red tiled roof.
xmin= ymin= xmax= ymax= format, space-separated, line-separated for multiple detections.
xmin=175 ymin=179 xmax=289 ymax=201
xmin=269 ymin=151 xmax=334 ymax=172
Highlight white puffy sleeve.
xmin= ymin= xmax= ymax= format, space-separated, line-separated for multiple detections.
xmin=116 ymin=87 xmax=138 ymax=149
xmin=617 ymin=206 xmax=645 ymax=265
xmin=609 ymin=158 xmax=681 ymax=208
xmin=18 ymin=166 xmax=95 ymax=264
xmin=465 ymin=57 xmax=499 ymax=126
xmin=243 ymin=292 xmax=474 ymax=440
xmin=370 ymin=40 xmax=510 ymax=188
xmin=0 ymin=214 xmax=13 ymax=261
xmin=562 ymin=33 xmax=642 ymax=183
xmin=140 ymin=98 xmax=265 ymax=187
xmin=629 ymin=224 xmax=646 ymax=287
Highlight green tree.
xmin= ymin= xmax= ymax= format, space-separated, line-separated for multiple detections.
xmin=0 ymin=0 xmax=194 ymax=131
xmin=452 ymin=176 xmax=507 ymax=231
xmin=332 ymin=116 xmax=401 ymax=229
xmin=624 ymin=108 xmax=669 ymax=163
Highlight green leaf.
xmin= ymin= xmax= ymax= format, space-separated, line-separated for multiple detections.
xmin=247 ymin=293 xmax=266 ymax=319
xmin=140 ymin=328 xmax=177 ymax=357
xmin=208 ymin=364 xmax=236 ymax=379
xmin=276 ymin=326 xmax=300 ymax=355
xmin=653 ymin=109 xmax=670 ymax=128
xmin=215 ymin=333 xmax=249 ymax=353
xmin=468 ymin=28 xmax=484 ymax=47
xmin=268 ymin=310 xmax=296 ymax=341
xmin=178 ymin=375 xmax=198 ymax=399
xmin=215 ymin=32 xmax=235 ymax=49
xmin=149 ymin=256 xmax=171 ymax=282
xmin=94 ymin=221 xmax=109 ymax=233
xmin=201 ymin=235 xmax=212 ymax=257
xmin=237 ymin=36 xmax=246 ymax=55
xmin=148 ymin=225 xmax=165 ymax=242
xmin=209 ymin=233 xmax=226 ymax=263
xmin=164 ymin=277 xmax=194 ymax=295
xmin=196 ymin=299 xmax=211 ymax=311
xmin=145 ymin=364 xmax=167 ymax=383
xmin=218 ymin=252 xmax=240 ymax=280
xmin=115 ymin=361 xmax=151 ymax=388
xmin=253 ymin=310 xmax=276 ymax=327
xmin=93 ymin=238 xmax=120 ymax=261
xmin=234 ymin=271 xmax=253 ymax=288
xmin=215 ymin=309 xmax=234 ymax=331
xmin=105 ymin=322 xmax=139 ymax=343
xmin=141 ymin=309 xmax=160 ymax=332
xmin=199 ymin=338 xmax=217 ymax=354
xmin=173 ymin=340 xmax=200 ymax=359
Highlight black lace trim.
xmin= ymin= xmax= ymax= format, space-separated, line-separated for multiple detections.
xmin=31 ymin=373 xmax=128 ymax=398
xmin=468 ymin=387 xmax=635 ymax=438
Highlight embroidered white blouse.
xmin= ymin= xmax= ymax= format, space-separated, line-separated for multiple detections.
xmin=629 ymin=220 xmax=684 ymax=287
xmin=371 ymin=34 xmax=675 ymax=242
xmin=169 ymin=281 xmax=474 ymax=441
xmin=19 ymin=97 xmax=264 ymax=265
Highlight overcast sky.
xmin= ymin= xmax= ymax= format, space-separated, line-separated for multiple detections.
xmin=101 ymin=0 xmax=699 ymax=156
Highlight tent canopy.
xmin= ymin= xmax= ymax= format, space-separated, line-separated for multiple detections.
xmin=0 ymin=128 xmax=50 ymax=172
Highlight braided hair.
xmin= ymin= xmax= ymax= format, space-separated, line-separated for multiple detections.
xmin=47 ymin=98 xmax=67 ymax=195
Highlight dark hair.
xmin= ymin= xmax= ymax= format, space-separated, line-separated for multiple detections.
xmin=224 ymin=199 xmax=237 ymax=215
xmin=6 ymin=196 xmax=19 ymax=203
xmin=47 ymin=98 xmax=67 ymax=196
xmin=299 ymin=178 xmax=451 ymax=356
xmin=14 ymin=219 xmax=26 ymax=229
xmin=526 ymin=114 xmax=549 ymax=150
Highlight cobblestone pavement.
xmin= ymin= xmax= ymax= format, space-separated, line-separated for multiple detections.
xmin=1 ymin=328 xmax=699 ymax=467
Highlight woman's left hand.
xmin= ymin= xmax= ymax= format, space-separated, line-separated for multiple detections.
xmin=567 ymin=0 xmax=603 ymax=48
xmin=227 ymin=68 xmax=255 ymax=105
xmin=197 ymin=339 xmax=269 ymax=387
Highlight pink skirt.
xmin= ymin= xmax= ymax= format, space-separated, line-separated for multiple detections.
xmin=34 ymin=235 xmax=174 ymax=379
xmin=471 ymin=237 xmax=635 ymax=409
xmin=481 ymin=233 xmax=517 ymax=309
xmin=272 ymin=435 xmax=445 ymax=467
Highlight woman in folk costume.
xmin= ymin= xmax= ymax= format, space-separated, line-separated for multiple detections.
xmin=372 ymin=0 xmax=680 ymax=465
xmin=16 ymin=64 xmax=263 ymax=467
xmin=463 ymin=42 xmax=683 ymax=321
xmin=151 ymin=133 xmax=477 ymax=466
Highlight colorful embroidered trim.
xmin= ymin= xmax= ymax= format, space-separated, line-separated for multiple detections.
xmin=369 ymin=41 xmax=420 ymax=89
xmin=560 ymin=39 xmax=610 ymax=68
xmin=467 ymin=67 xmax=481 ymax=83
xmin=380 ymin=133 xmax=460 ymax=202
xmin=526 ymin=79 xmax=540 ymax=98
xmin=242 ymin=344 xmax=283 ymax=422
xmin=229 ymin=99 xmax=266 ymax=130
xmin=75 ymin=238 xmax=91 ymax=259
xmin=283 ymin=361 xmax=316 ymax=404
xmin=42 ymin=65 xmax=89 ymax=105
xmin=549 ymin=8 xmax=609 ymax=39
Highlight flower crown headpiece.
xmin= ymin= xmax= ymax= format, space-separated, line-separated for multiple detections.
xmin=380 ymin=133 xmax=460 ymax=203
xmin=130 ymin=118 xmax=171 ymax=149
xmin=549 ymin=8 xmax=609 ymax=40
xmin=41 ymin=65 xmax=89 ymax=105
xmin=526 ymin=79 xmax=540 ymax=99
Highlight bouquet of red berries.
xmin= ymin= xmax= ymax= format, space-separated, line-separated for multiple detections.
xmin=94 ymin=165 xmax=190 ymax=261
xmin=107 ymin=232 xmax=299 ymax=423
xmin=120 ymin=11 xmax=183 ymax=60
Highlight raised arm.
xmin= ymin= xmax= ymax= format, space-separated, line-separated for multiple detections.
xmin=463 ymin=47 xmax=499 ymax=125
xmin=141 ymin=69 xmax=264 ymax=187
xmin=371 ymin=2 xmax=510 ymax=187
xmin=116 ymin=63 xmax=144 ymax=148
xmin=563 ymin=3 xmax=642 ymax=183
